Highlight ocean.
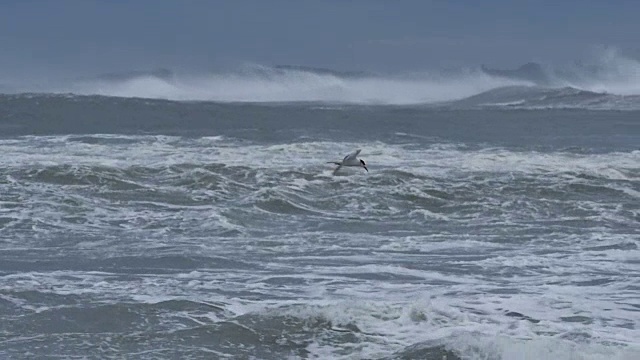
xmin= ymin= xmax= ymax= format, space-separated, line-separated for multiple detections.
xmin=0 ymin=69 xmax=639 ymax=359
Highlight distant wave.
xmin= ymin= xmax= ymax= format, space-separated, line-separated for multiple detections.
xmin=1 ymin=48 xmax=639 ymax=110
xmin=466 ymin=48 xmax=640 ymax=109
xmin=49 ymin=65 xmax=527 ymax=105
xmin=448 ymin=85 xmax=640 ymax=110
xmin=479 ymin=48 xmax=640 ymax=95
xmin=2 ymin=85 xmax=640 ymax=112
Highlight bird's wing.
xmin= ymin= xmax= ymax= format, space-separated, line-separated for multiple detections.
xmin=332 ymin=164 xmax=343 ymax=175
xmin=343 ymin=149 xmax=361 ymax=162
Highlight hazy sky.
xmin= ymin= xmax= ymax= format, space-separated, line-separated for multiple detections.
xmin=1 ymin=0 xmax=639 ymax=76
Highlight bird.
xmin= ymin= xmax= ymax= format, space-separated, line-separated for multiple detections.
xmin=328 ymin=149 xmax=368 ymax=175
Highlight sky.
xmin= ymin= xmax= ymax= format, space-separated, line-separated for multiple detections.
xmin=1 ymin=0 xmax=639 ymax=77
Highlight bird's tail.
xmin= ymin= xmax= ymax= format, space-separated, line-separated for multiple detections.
xmin=327 ymin=161 xmax=341 ymax=165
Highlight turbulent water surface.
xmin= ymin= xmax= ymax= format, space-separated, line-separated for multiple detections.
xmin=0 ymin=94 xmax=639 ymax=359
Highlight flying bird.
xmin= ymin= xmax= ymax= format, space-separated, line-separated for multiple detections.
xmin=328 ymin=149 xmax=368 ymax=175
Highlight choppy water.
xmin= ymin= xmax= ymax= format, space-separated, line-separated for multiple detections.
xmin=0 ymin=95 xmax=639 ymax=359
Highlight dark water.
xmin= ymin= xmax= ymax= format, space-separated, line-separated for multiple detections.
xmin=0 ymin=94 xmax=639 ymax=359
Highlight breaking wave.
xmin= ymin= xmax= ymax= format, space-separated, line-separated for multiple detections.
xmin=60 ymin=65 xmax=527 ymax=105
xmin=1 ymin=48 xmax=640 ymax=109
xmin=449 ymin=85 xmax=640 ymax=110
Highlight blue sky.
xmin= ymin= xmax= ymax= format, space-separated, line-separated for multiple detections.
xmin=1 ymin=0 xmax=639 ymax=76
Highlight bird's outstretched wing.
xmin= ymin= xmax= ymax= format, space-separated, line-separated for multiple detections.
xmin=343 ymin=149 xmax=361 ymax=162
xmin=332 ymin=164 xmax=343 ymax=175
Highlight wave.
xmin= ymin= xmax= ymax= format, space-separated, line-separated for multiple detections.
xmin=480 ymin=48 xmax=640 ymax=95
xmin=5 ymin=84 xmax=640 ymax=112
xmin=55 ymin=64 xmax=526 ymax=105
xmin=461 ymin=48 xmax=640 ymax=110
xmin=2 ymin=48 xmax=640 ymax=109
xmin=449 ymin=85 xmax=640 ymax=110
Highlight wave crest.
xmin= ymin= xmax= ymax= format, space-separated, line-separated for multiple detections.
xmin=63 ymin=64 xmax=525 ymax=105
xmin=2 ymin=48 xmax=640 ymax=109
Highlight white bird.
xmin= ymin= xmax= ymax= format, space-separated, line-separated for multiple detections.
xmin=328 ymin=149 xmax=368 ymax=175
